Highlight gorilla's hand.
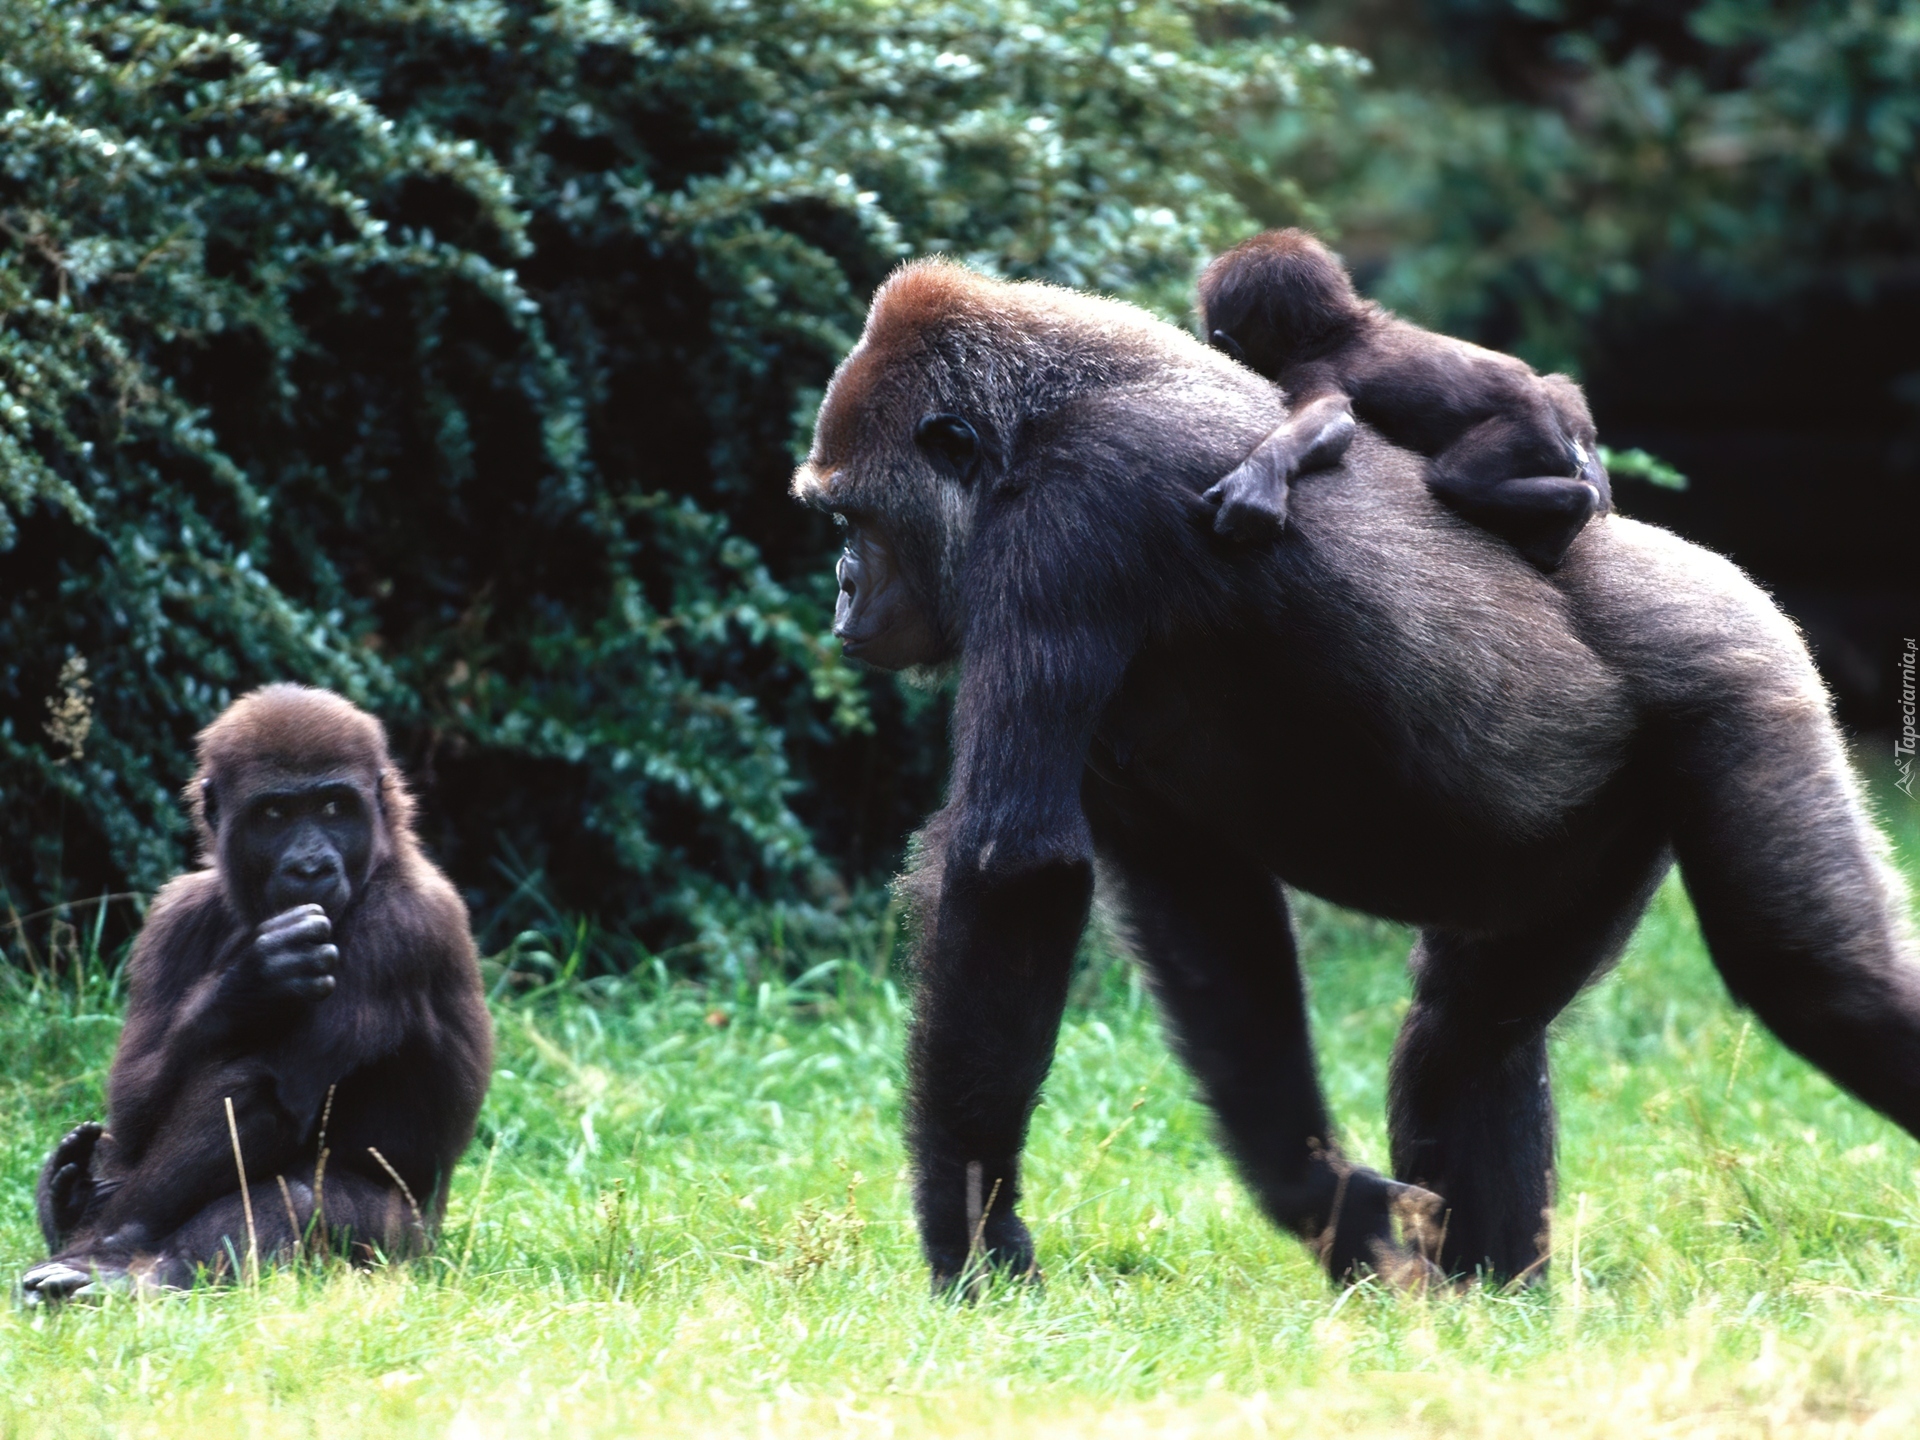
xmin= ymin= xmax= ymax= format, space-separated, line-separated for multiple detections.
xmin=234 ymin=904 xmax=338 ymax=1006
xmin=40 ymin=1122 xmax=104 ymax=1244
xmin=1318 ymin=1169 xmax=1448 ymax=1289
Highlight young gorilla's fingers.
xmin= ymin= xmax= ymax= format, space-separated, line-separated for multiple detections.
xmin=258 ymin=905 xmax=332 ymax=945
xmin=262 ymin=945 xmax=338 ymax=999
xmin=274 ymin=966 xmax=338 ymax=1001
xmin=49 ymin=1162 xmax=89 ymax=1217
xmin=40 ymin=1122 xmax=106 ymax=1248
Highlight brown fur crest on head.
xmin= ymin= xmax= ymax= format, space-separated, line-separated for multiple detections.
xmin=794 ymin=257 xmax=1240 ymax=512
xmin=188 ymin=684 xmax=414 ymax=848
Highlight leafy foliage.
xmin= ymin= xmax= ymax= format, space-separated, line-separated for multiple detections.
xmin=0 ymin=0 xmax=1357 ymax=963
xmin=1269 ymin=0 xmax=1920 ymax=371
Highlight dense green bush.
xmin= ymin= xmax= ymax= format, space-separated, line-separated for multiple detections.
xmin=1268 ymin=0 xmax=1920 ymax=370
xmin=0 ymin=0 xmax=1357 ymax=965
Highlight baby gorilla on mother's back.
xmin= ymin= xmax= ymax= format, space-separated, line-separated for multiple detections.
xmin=1200 ymin=228 xmax=1609 ymax=570
xmin=24 ymin=685 xmax=491 ymax=1300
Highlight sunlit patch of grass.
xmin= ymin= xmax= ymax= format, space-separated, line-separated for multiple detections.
xmin=0 ymin=785 xmax=1915 ymax=1436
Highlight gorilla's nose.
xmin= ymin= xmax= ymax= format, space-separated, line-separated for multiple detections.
xmin=287 ymin=851 xmax=335 ymax=880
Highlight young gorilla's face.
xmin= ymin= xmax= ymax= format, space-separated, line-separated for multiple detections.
xmin=215 ymin=772 xmax=378 ymax=919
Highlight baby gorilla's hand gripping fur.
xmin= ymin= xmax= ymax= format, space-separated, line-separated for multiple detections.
xmin=1203 ymin=393 xmax=1358 ymax=540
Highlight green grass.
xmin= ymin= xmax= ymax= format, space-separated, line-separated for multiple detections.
xmin=3 ymin=786 xmax=1918 ymax=1438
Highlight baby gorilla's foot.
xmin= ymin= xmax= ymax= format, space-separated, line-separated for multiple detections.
xmin=1431 ymin=472 xmax=1601 ymax=572
xmin=1509 ymin=480 xmax=1601 ymax=571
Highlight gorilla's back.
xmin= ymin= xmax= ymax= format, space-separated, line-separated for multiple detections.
xmin=1096 ymin=429 xmax=1775 ymax=929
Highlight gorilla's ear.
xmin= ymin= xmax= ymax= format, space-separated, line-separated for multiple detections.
xmin=199 ymin=777 xmax=218 ymax=831
xmin=915 ymin=413 xmax=981 ymax=483
xmin=1209 ymin=329 xmax=1246 ymax=364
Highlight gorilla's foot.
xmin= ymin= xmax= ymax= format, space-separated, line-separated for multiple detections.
xmin=20 ymin=1257 xmax=133 ymax=1306
xmin=1314 ymin=1170 xmax=1448 ymax=1288
xmin=928 ymin=1208 xmax=1041 ymax=1301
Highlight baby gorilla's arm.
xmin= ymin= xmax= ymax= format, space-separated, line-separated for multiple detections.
xmin=1203 ymin=391 xmax=1357 ymax=541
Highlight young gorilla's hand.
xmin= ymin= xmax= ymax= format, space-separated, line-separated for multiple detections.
xmin=231 ymin=903 xmax=339 ymax=1007
xmin=38 ymin=1121 xmax=104 ymax=1248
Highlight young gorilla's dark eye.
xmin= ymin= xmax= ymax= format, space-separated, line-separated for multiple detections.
xmin=914 ymin=413 xmax=980 ymax=479
xmin=264 ymin=804 xmax=284 ymax=821
xmin=322 ymin=800 xmax=340 ymax=817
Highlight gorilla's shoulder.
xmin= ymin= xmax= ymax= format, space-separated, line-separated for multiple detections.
xmin=142 ymin=869 xmax=230 ymax=929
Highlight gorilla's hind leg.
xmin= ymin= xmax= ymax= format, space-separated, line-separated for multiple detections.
xmin=1666 ymin=679 xmax=1920 ymax=1135
xmin=23 ymin=1168 xmax=419 ymax=1298
xmin=1388 ymin=850 xmax=1666 ymax=1283
xmin=1092 ymin=790 xmax=1438 ymax=1285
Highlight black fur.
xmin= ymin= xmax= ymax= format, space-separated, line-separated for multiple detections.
xmin=793 ymin=260 xmax=1920 ymax=1290
xmin=23 ymin=686 xmax=492 ymax=1299
xmin=1199 ymin=229 xmax=1611 ymax=570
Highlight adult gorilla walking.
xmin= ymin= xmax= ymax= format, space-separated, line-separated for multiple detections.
xmin=793 ymin=259 xmax=1920 ymax=1290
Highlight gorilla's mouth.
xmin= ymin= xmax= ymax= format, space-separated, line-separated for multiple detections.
xmin=265 ymin=873 xmax=348 ymax=917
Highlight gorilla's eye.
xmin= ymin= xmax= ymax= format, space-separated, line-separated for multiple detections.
xmin=264 ymin=804 xmax=284 ymax=821
xmin=322 ymin=800 xmax=340 ymax=817
xmin=1209 ymin=329 xmax=1247 ymax=364
xmin=915 ymin=413 xmax=980 ymax=478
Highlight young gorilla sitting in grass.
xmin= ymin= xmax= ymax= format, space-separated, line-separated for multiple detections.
xmin=24 ymin=686 xmax=492 ymax=1300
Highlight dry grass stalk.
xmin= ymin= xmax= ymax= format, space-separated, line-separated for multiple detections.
xmin=224 ymin=1095 xmax=259 ymax=1285
xmin=963 ymin=1165 xmax=1002 ymax=1301
xmin=276 ymin=1174 xmax=301 ymax=1260
xmin=366 ymin=1145 xmax=426 ymax=1246
xmin=311 ymin=1084 xmax=337 ymax=1253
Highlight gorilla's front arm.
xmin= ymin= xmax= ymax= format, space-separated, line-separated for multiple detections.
xmin=900 ymin=410 xmax=1136 ymax=1283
